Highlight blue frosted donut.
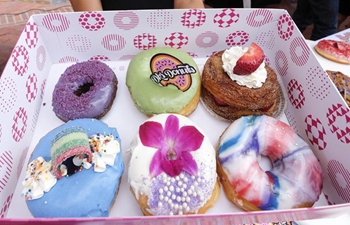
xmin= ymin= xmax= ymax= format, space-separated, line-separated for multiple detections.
xmin=52 ymin=61 xmax=117 ymax=122
xmin=23 ymin=119 xmax=124 ymax=218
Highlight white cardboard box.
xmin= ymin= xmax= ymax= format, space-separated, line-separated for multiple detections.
xmin=0 ymin=8 xmax=350 ymax=224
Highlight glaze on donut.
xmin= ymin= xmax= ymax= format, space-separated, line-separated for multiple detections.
xmin=22 ymin=119 xmax=124 ymax=218
xmin=217 ymin=115 xmax=323 ymax=211
xmin=52 ymin=61 xmax=117 ymax=122
xmin=314 ymin=39 xmax=350 ymax=64
xmin=128 ymin=114 xmax=220 ymax=216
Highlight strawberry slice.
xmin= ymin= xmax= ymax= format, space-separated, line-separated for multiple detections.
xmin=233 ymin=43 xmax=265 ymax=75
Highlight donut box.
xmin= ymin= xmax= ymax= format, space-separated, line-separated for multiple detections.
xmin=0 ymin=8 xmax=349 ymax=224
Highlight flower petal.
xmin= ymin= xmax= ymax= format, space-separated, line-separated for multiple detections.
xmin=149 ymin=149 xmax=163 ymax=177
xmin=181 ymin=152 xmax=198 ymax=175
xmin=162 ymin=157 xmax=183 ymax=177
xmin=139 ymin=121 xmax=165 ymax=148
xmin=164 ymin=115 xmax=179 ymax=141
xmin=174 ymin=125 xmax=204 ymax=152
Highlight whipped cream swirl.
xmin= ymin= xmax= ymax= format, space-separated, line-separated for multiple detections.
xmin=222 ymin=46 xmax=267 ymax=88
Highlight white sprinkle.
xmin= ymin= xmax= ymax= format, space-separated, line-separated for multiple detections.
xmin=183 ymin=202 xmax=188 ymax=208
xmin=164 ymin=186 xmax=168 ymax=192
xmin=169 ymin=186 xmax=174 ymax=191
xmin=176 ymin=187 xmax=180 ymax=192
xmin=183 ymin=192 xmax=187 ymax=197
xmin=186 ymin=206 xmax=190 ymax=212
xmin=197 ymin=177 xmax=201 ymax=183
xmin=178 ymin=211 xmax=183 ymax=215
xmin=160 ymin=195 xmax=164 ymax=200
xmin=193 ymin=192 xmax=197 ymax=197
xmin=180 ymin=188 xmax=184 ymax=192
xmin=183 ymin=177 xmax=188 ymax=182
xmin=172 ymin=194 xmax=176 ymax=200
xmin=191 ymin=175 xmax=195 ymax=179
xmin=167 ymin=181 xmax=171 ymax=186
xmin=168 ymin=198 xmax=172 ymax=204
xmin=174 ymin=204 xmax=179 ymax=209
xmin=178 ymin=181 xmax=183 ymax=186
xmin=186 ymin=196 xmax=191 ymax=202
xmin=182 ymin=197 xmax=186 ymax=202
xmin=176 ymin=196 xmax=181 ymax=202
xmin=182 ymin=183 xmax=187 ymax=189
xmin=165 ymin=196 xmax=169 ymax=202
xmin=180 ymin=173 xmax=184 ymax=179
xmin=188 ymin=189 xmax=193 ymax=195
xmin=176 ymin=176 xmax=180 ymax=181
xmin=171 ymin=178 xmax=176 ymax=183
xmin=194 ymin=181 xmax=198 ymax=186
xmin=190 ymin=185 xmax=195 ymax=190
xmin=167 ymin=191 xmax=171 ymax=197
xmin=159 ymin=188 xmax=164 ymax=194
xmin=158 ymin=202 xmax=162 ymax=207
xmin=169 ymin=211 xmax=173 ymax=216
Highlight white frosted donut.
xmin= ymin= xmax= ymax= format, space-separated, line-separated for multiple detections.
xmin=217 ymin=115 xmax=323 ymax=211
xmin=128 ymin=113 xmax=220 ymax=216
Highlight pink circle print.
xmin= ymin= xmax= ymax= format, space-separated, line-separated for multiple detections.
xmin=36 ymin=45 xmax=46 ymax=71
xmin=195 ymin=31 xmax=219 ymax=48
xmin=114 ymin=11 xmax=139 ymax=30
xmin=26 ymin=73 xmax=38 ymax=103
xmin=326 ymin=103 xmax=350 ymax=144
xmin=24 ymin=21 xmax=39 ymax=49
xmin=225 ymin=31 xmax=249 ymax=47
xmin=274 ymin=50 xmax=288 ymax=76
xmin=0 ymin=151 xmax=13 ymax=193
xmin=290 ymin=36 xmax=310 ymax=66
xmin=11 ymin=45 xmax=29 ymax=77
xmin=246 ymin=9 xmax=273 ymax=27
xmin=181 ymin=9 xmax=206 ymax=29
xmin=287 ymin=79 xmax=305 ymax=109
xmin=90 ymin=55 xmax=110 ymax=61
xmin=102 ymin=34 xmax=126 ymax=51
xmin=305 ymin=66 xmax=331 ymax=101
xmin=277 ymin=14 xmax=294 ymax=41
xmin=147 ymin=10 xmax=173 ymax=29
xmin=0 ymin=77 xmax=17 ymax=113
xmin=0 ymin=194 xmax=13 ymax=218
xmin=42 ymin=13 xmax=70 ymax=32
xmin=40 ymin=79 xmax=47 ymax=99
xmin=12 ymin=107 xmax=27 ymax=142
xmin=305 ymin=115 xmax=327 ymax=150
xmin=79 ymin=11 xmax=105 ymax=31
xmin=164 ymin=32 xmax=188 ymax=49
xmin=58 ymin=56 xmax=79 ymax=63
xmin=134 ymin=33 xmax=157 ymax=50
xmin=328 ymin=160 xmax=350 ymax=202
xmin=66 ymin=35 xmax=91 ymax=53
xmin=213 ymin=8 xmax=239 ymax=28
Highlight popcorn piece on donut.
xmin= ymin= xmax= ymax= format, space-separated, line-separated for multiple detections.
xmin=217 ymin=115 xmax=323 ymax=211
xmin=314 ymin=39 xmax=350 ymax=64
xmin=128 ymin=114 xmax=220 ymax=216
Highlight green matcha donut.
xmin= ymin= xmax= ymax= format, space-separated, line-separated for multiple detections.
xmin=126 ymin=47 xmax=201 ymax=116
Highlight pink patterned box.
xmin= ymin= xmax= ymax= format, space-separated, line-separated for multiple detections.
xmin=0 ymin=8 xmax=349 ymax=224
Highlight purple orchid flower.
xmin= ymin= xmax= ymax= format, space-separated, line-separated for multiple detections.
xmin=139 ymin=114 xmax=204 ymax=177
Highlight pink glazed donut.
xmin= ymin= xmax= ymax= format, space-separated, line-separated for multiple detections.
xmin=217 ymin=115 xmax=323 ymax=211
xmin=52 ymin=61 xmax=118 ymax=122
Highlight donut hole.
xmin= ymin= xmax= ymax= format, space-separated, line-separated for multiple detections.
xmin=60 ymin=154 xmax=89 ymax=176
xmin=74 ymin=82 xmax=94 ymax=97
xmin=257 ymin=154 xmax=272 ymax=171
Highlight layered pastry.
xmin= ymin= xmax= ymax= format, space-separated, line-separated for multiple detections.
xmin=22 ymin=119 xmax=124 ymax=218
xmin=201 ymin=43 xmax=282 ymax=121
xmin=326 ymin=70 xmax=350 ymax=107
xmin=315 ymin=40 xmax=350 ymax=64
xmin=128 ymin=113 xmax=220 ymax=216
xmin=126 ymin=47 xmax=201 ymax=117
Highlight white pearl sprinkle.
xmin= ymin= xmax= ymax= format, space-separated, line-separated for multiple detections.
xmin=169 ymin=211 xmax=173 ymax=216
xmin=160 ymin=195 xmax=164 ymax=200
xmin=193 ymin=192 xmax=197 ymax=197
xmin=186 ymin=206 xmax=190 ymax=212
xmin=183 ymin=192 xmax=187 ymax=197
xmin=179 ymin=205 xmax=183 ymax=210
xmin=172 ymin=194 xmax=176 ymax=200
xmin=194 ymin=181 xmax=198 ymax=186
xmin=167 ymin=181 xmax=171 ymax=186
xmin=176 ymin=187 xmax=180 ymax=192
xmin=167 ymin=191 xmax=171 ymax=197
xmin=188 ymin=189 xmax=193 ymax=195
xmin=165 ymin=196 xmax=169 ymax=201
xmin=190 ymin=185 xmax=195 ymax=190
xmin=168 ymin=198 xmax=172 ymax=204
xmin=178 ymin=181 xmax=183 ymax=186
xmin=158 ymin=202 xmax=162 ymax=207
xmin=176 ymin=196 xmax=181 ymax=202
xmin=197 ymin=177 xmax=201 ymax=182
xmin=164 ymin=186 xmax=168 ymax=191
xmin=159 ymin=188 xmax=164 ymax=194
xmin=171 ymin=178 xmax=175 ymax=183
xmin=182 ymin=184 xmax=187 ymax=189
xmin=186 ymin=196 xmax=191 ymax=202
xmin=183 ymin=202 xmax=188 ymax=208
xmin=169 ymin=186 xmax=174 ymax=191
xmin=179 ymin=211 xmax=183 ymax=215
xmin=180 ymin=188 xmax=184 ymax=192
xmin=174 ymin=204 xmax=179 ymax=209
xmin=191 ymin=175 xmax=195 ymax=179
xmin=182 ymin=197 xmax=186 ymax=202
xmin=183 ymin=177 xmax=188 ymax=182
xmin=180 ymin=173 xmax=184 ymax=179
xmin=176 ymin=176 xmax=180 ymax=181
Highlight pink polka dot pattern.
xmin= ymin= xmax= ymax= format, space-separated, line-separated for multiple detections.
xmin=264 ymin=56 xmax=270 ymax=66
xmin=58 ymin=56 xmax=79 ymax=63
xmin=225 ymin=30 xmax=249 ymax=46
xmin=101 ymin=34 xmax=126 ymax=51
xmin=206 ymin=51 xmax=219 ymax=57
xmin=24 ymin=21 xmax=38 ymax=49
xmin=213 ymin=8 xmax=239 ymax=28
xmin=305 ymin=66 xmax=331 ymax=101
xmin=66 ymin=35 xmax=91 ymax=53
xmin=195 ymin=31 xmax=219 ymax=48
xmin=289 ymin=37 xmax=310 ymax=66
xmin=287 ymin=79 xmax=305 ymax=109
xmin=114 ymin=11 xmax=139 ymax=30
xmin=328 ymin=160 xmax=350 ymax=201
xmin=285 ymin=111 xmax=298 ymax=131
xmin=11 ymin=45 xmax=29 ymax=77
xmin=164 ymin=32 xmax=188 ymax=49
xmin=274 ymin=50 xmax=288 ymax=76
xmin=89 ymin=55 xmax=110 ymax=61
xmin=40 ymin=79 xmax=46 ymax=99
xmin=42 ymin=13 xmax=70 ymax=32
xmin=326 ymin=104 xmax=350 ymax=144
xmin=0 ymin=77 xmax=17 ymax=113
xmin=12 ymin=107 xmax=27 ymax=142
xmin=36 ymin=45 xmax=46 ymax=71
xmin=147 ymin=11 xmax=173 ymax=29
xmin=256 ymin=30 xmax=275 ymax=50
xmin=187 ymin=52 xmax=198 ymax=58
xmin=277 ymin=14 xmax=294 ymax=41
xmin=25 ymin=73 xmax=38 ymax=103
xmin=31 ymin=109 xmax=40 ymax=133
xmin=246 ymin=9 xmax=273 ymax=27
xmin=0 ymin=194 xmax=13 ymax=218
xmin=0 ymin=151 xmax=13 ymax=192
xmin=305 ymin=115 xmax=327 ymax=150
xmin=17 ymin=147 xmax=29 ymax=179
xmin=79 ymin=11 xmax=105 ymax=31
xmin=181 ymin=9 xmax=206 ymax=29
xmin=133 ymin=33 xmax=157 ymax=50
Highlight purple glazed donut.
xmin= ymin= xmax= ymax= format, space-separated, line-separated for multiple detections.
xmin=52 ymin=61 xmax=117 ymax=122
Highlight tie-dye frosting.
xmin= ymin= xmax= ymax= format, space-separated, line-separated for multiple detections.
xmin=218 ymin=115 xmax=323 ymax=210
